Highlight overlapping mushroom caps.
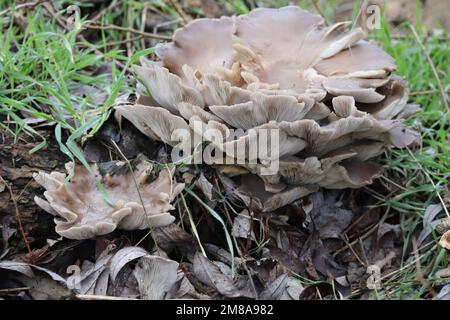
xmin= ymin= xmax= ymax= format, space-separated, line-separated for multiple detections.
xmin=115 ymin=6 xmax=420 ymax=212
xmin=33 ymin=159 xmax=184 ymax=239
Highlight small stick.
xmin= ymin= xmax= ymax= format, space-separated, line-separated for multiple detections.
xmin=77 ymin=36 xmax=144 ymax=48
xmin=126 ymin=6 xmax=133 ymax=57
xmin=342 ymin=233 xmax=367 ymax=268
xmin=91 ymin=0 xmax=120 ymax=23
xmin=166 ymin=0 xmax=190 ymax=25
xmin=75 ymin=294 xmax=139 ymax=300
xmin=141 ymin=4 xmax=149 ymax=49
xmin=0 ymin=287 xmax=31 ymax=293
xmin=83 ymin=24 xmax=172 ymax=41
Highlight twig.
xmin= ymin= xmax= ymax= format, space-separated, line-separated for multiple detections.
xmin=310 ymin=0 xmax=326 ymax=22
xmin=83 ymin=24 xmax=172 ymax=41
xmin=165 ymin=0 xmax=190 ymax=25
xmin=411 ymin=237 xmax=426 ymax=285
xmin=380 ymin=175 xmax=407 ymax=192
xmin=410 ymin=89 xmax=439 ymax=96
xmin=0 ymin=0 xmax=46 ymax=17
xmin=126 ymin=6 xmax=133 ymax=57
xmin=41 ymin=2 xmax=126 ymax=69
xmin=350 ymin=0 xmax=367 ymax=31
xmin=334 ymin=208 xmax=390 ymax=257
xmin=91 ymin=0 xmax=121 ymax=23
xmin=342 ymin=233 xmax=367 ymax=268
xmin=77 ymin=36 xmax=144 ymax=48
xmin=0 ymin=287 xmax=31 ymax=293
xmin=42 ymin=2 xmax=67 ymax=29
xmin=0 ymin=176 xmax=34 ymax=264
xmin=409 ymin=24 xmax=450 ymax=113
xmin=140 ymin=4 xmax=149 ymax=49
xmin=381 ymin=245 xmax=436 ymax=281
xmin=392 ymin=34 xmax=450 ymax=42
xmin=75 ymin=294 xmax=139 ymax=300
xmin=349 ymin=240 xmax=436 ymax=297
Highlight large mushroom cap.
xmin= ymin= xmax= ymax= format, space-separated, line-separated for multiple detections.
xmin=115 ymin=6 xmax=420 ymax=212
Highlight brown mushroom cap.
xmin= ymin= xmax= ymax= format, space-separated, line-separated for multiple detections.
xmin=114 ymin=6 xmax=420 ymax=212
xmin=34 ymin=160 xmax=184 ymax=239
xmin=156 ymin=16 xmax=235 ymax=80
xmin=232 ymin=7 xmax=366 ymax=93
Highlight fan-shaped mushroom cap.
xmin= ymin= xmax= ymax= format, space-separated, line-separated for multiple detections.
xmin=232 ymin=7 xmax=366 ymax=93
xmin=314 ymin=41 xmax=396 ymax=78
xmin=116 ymin=6 xmax=420 ymax=212
xmin=156 ymin=16 xmax=235 ymax=80
xmin=34 ymin=159 xmax=184 ymax=239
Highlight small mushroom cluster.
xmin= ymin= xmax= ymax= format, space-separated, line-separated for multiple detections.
xmin=115 ymin=6 xmax=419 ymax=212
xmin=34 ymin=159 xmax=184 ymax=239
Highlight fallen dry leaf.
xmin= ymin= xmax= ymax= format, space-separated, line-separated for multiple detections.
xmin=195 ymin=173 xmax=214 ymax=201
xmin=109 ymin=247 xmax=149 ymax=282
xmin=280 ymin=277 xmax=305 ymax=300
xmin=434 ymin=284 xmax=450 ymax=300
xmin=260 ymin=274 xmax=288 ymax=300
xmin=192 ymin=252 xmax=252 ymax=298
xmin=231 ymin=210 xmax=256 ymax=241
xmin=133 ymin=255 xmax=179 ymax=300
xmin=417 ymin=203 xmax=444 ymax=247
xmin=303 ymin=191 xmax=353 ymax=240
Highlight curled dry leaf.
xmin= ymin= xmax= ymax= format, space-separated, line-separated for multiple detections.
xmin=434 ymin=284 xmax=450 ymax=300
xmin=260 ymin=274 xmax=288 ymax=300
xmin=74 ymin=245 xmax=185 ymax=299
xmin=417 ymin=204 xmax=444 ymax=247
xmin=110 ymin=246 xmax=149 ymax=282
xmin=234 ymin=174 xmax=319 ymax=213
xmin=116 ymin=6 xmax=420 ymax=212
xmin=0 ymin=260 xmax=69 ymax=300
xmin=33 ymin=158 xmax=184 ymax=239
xmin=0 ymin=260 xmax=67 ymax=283
xmin=192 ymin=252 xmax=253 ymax=298
xmin=174 ymin=273 xmax=211 ymax=299
xmin=152 ymin=223 xmax=195 ymax=255
xmin=75 ymin=257 xmax=111 ymax=295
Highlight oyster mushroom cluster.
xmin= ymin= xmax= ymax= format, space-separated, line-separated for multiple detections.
xmin=115 ymin=6 xmax=420 ymax=212
xmin=33 ymin=159 xmax=184 ymax=239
